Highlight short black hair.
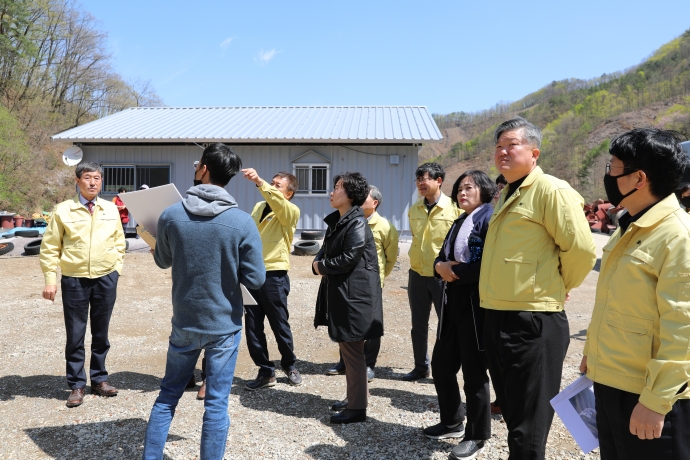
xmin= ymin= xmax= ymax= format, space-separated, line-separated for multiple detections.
xmin=333 ymin=172 xmax=369 ymax=206
xmin=451 ymin=170 xmax=497 ymax=206
xmin=415 ymin=162 xmax=445 ymax=182
xmin=118 ymin=187 xmax=127 ymax=193
xmin=609 ymin=128 xmax=688 ymax=198
xmin=199 ymin=143 xmax=242 ymax=186
xmin=495 ymin=174 xmax=507 ymax=186
xmin=75 ymin=162 xmax=103 ymax=179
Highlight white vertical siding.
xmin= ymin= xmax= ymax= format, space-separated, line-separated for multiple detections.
xmin=82 ymin=144 xmax=419 ymax=231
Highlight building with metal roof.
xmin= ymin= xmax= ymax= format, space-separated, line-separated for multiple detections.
xmin=52 ymin=106 xmax=443 ymax=231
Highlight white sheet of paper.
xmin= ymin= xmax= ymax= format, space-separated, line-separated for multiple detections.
xmin=118 ymin=184 xmax=183 ymax=237
xmin=550 ymin=375 xmax=599 ymax=453
xmin=119 ymin=184 xmax=258 ymax=305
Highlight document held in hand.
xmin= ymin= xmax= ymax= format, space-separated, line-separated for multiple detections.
xmin=120 ymin=184 xmax=257 ymax=306
xmin=550 ymin=375 xmax=599 ymax=453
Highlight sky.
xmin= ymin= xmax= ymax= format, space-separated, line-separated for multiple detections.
xmin=79 ymin=0 xmax=690 ymax=115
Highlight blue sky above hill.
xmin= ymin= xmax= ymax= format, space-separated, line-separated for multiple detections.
xmin=80 ymin=0 xmax=690 ymax=114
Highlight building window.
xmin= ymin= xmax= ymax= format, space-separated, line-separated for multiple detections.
xmin=293 ymin=164 xmax=329 ymax=195
xmin=101 ymin=165 xmax=171 ymax=193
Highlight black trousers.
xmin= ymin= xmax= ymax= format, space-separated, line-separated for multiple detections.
xmin=246 ymin=271 xmax=296 ymax=377
xmin=431 ymin=307 xmax=491 ymax=440
xmin=407 ymin=269 xmax=443 ymax=371
xmin=484 ymin=309 xmax=569 ymax=460
xmin=594 ymin=383 xmax=690 ymax=460
xmin=61 ymin=271 xmax=119 ymax=390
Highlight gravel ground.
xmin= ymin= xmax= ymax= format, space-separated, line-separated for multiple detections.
xmin=0 ymin=234 xmax=609 ymax=459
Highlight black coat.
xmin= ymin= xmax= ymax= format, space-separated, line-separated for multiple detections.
xmin=313 ymin=206 xmax=383 ymax=342
xmin=433 ymin=204 xmax=492 ymax=349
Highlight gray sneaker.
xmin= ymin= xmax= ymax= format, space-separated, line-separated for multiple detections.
xmin=367 ymin=367 xmax=375 ymax=382
xmin=286 ymin=369 xmax=303 ymax=386
xmin=423 ymin=422 xmax=465 ymax=440
xmin=449 ymin=439 xmax=485 ymax=459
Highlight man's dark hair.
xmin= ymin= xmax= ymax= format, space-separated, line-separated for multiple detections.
xmin=333 ymin=172 xmax=369 ymax=206
xmin=609 ymin=128 xmax=688 ymax=198
xmin=415 ymin=162 xmax=445 ymax=182
xmin=273 ymin=171 xmax=298 ymax=200
xmin=451 ymin=170 xmax=497 ymax=206
xmin=118 ymin=187 xmax=127 ymax=193
xmin=75 ymin=162 xmax=103 ymax=179
xmin=199 ymin=143 xmax=242 ymax=186
xmin=495 ymin=174 xmax=507 ymax=186
xmin=494 ymin=117 xmax=542 ymax=148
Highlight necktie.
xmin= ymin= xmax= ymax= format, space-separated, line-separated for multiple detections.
xmin=86 ymin=201 xmax=94 ymax=215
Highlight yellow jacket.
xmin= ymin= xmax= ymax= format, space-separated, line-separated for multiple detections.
xmin=479 ymin=167 xmax=596 ymax=311
xmin=250 ymin=181 xmax=300 ymax=271
xmin=408 ymin=193 xmax=461 ymax=277
xmin=584 ymin=194 xmax=690 ymax=415
xmin=368 ymin=212 xmax=399 ymax=287
xmin=40 ymin=196 xmax=126 ymax=285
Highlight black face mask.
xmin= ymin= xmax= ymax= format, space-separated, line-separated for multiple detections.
xmin=681 ymin=196 xmax=690 ymax=208
xmin=193 ymin=167 xmax=202 ymax=186
xmin=603 ymin=170 xmax=638 ymax=207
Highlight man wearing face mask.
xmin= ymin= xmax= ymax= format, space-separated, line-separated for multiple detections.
xmin=241 ymin=168 xmax=303 ymax=390
xmin=580 ymin=128 xmax=690 ymax=460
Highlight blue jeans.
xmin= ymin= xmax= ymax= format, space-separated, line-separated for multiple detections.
xmin=143 ymin=326 xmax=242 ymax=460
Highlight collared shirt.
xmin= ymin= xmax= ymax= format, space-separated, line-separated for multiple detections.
xmin=618 ymin=201 xmax=659 ymax=234
xmin=78 ymin=193 xmax=97 ymax=208
xmin=425 ymin=194 xmax=441 ymax=214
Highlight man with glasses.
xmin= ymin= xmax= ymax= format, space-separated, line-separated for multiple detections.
xmin=581 ymin=128 xmax=690 ymax=460
xmin=403 ymin=162 xmax=460 ymax=381
xmin=40 ymin=162 xmax=126 ymax=407
xmin=241 ymin=167 xmax=303 ymax=390
xmin=480 ymin=117 xmax=596 ymax=459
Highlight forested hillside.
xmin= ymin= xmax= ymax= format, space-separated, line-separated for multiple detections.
xmin=423 ymin=29 xmax=690 ymax=201
xmin=0 ymin=0 xmax=162 ymax=212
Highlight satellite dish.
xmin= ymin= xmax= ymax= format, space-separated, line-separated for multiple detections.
xmin=62 ymin=146 xmax=83 ymax=166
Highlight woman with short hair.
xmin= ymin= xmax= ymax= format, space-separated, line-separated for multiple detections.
xmin=312 ymin=172 xmax=383 ymax=425
xmin=423 ymin=170 xmax=496 ymax=460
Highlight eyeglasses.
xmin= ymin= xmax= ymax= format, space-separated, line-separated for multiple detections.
xmin=415 ymin=176 xmax=433 ymax=184
xmin=605 ymin=163 xmax=636 ymax=176
xmin=193 ymin=160 xmax=200 ymax=170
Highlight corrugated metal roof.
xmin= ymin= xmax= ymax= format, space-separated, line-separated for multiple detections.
xmin=52 ymin=106 xmax=443 ymax=144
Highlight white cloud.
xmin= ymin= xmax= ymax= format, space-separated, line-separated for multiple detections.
xmin=255 ymin=48 xmax=279 ymax=65
xmin=219 ymin=37 xmax=234 ymax=50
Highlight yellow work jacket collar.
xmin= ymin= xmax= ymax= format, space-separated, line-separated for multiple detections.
xmin=368 ymin=211 xmax=381 ymax=226
xmin=623 ymin=194 xmax=681 ymax=232
xmin=413 ymin=192 xmax=454 ymax=215
xmin=69 ymin=195 xmax=107 ymax=214
xmin=495 ymin=166 xmax=543 ymax=215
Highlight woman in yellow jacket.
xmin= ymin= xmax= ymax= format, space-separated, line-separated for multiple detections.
xmin=581 ymin=128 xmax=690 ymax=460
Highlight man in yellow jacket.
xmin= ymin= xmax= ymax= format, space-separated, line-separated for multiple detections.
xmin=404 ymin=162 xmax=461 ymax=381
xmin=326 ymin=185 xmax=399 ymax=381
xmin=480 ymin=118 xmax=596 ymax=459
xmin=581 ymin=128 xmax=690 ymax=460
xmin=241 ymin=168 xmax=302 ymax=390
xmin=40 ymin=162 xmax=126 ymax=408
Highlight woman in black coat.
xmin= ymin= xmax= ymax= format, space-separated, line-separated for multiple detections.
xmin=423 ymin=170 xmax=496 ymax=460
xmin=312 ymin=172 xmax=383 ymax=425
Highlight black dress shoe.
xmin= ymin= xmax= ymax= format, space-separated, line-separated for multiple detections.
xmin=331 ymin=398 xmax=348 ymax=411
xmin=186 ymin=375 xmax=197 ymax=389
xmin=330 ymin=409 xmax=366 ymax=424
xmin=325 ymin=361 xmax=346 ymax=375
xmin=401 ymin=368 xmax=430 ymax=381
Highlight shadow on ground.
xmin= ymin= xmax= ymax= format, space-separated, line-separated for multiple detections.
xmin=232 ymin=379 xmax=453 ymax=459
xmin=24 ymin=417 xmax=181 ymax=460
xmin=0 ymin=371 xmax=163 ymax=402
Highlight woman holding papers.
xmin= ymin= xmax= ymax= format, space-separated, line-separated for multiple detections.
xmin=312 ymin=172 xmax=383 ymax=425
xmin=424 ymin=170 xmax=495 ymax=460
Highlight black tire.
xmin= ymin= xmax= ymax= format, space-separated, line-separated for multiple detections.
xmin=14 ymin=229 xmax=39 ymax=238
xmin=300 ymin=230 xmax=325 ymax=241
xmin=294 ymin=240 xmax=321 ymax=256
xmin=23 ymin=239 xmax=42 ymax=256
xmin=125 ymin=240 xmax=129 ymax=251
xmin=0 ymin=242 xmax=14 ymax=256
